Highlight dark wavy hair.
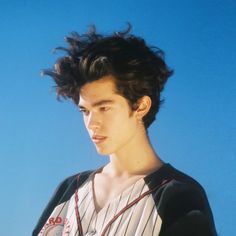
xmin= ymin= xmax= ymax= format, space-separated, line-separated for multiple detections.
xmin=43 ymin=25 xmax=173 ymax=128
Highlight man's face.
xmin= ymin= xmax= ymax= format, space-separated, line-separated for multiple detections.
xmin=78 ymin=75 xmax=140 ymax=155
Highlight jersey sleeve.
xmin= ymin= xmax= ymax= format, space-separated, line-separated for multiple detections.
xmin=32 ymin=174 xmax=77 ymax=236
xmin=158 ymin=180 xmax=217 ymax=236
xmin=32 ymin=170 xmax=93 ymax=236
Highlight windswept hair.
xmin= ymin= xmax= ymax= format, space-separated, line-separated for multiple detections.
xmin=43 ymin=24 xmax=173 ymax=128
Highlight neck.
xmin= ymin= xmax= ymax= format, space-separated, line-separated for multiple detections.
xmin=106 ymin=130 xmax=163 ymax=178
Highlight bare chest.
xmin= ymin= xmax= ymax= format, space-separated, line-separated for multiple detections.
xmin=92 ymin=174 xmax=145 ymax=213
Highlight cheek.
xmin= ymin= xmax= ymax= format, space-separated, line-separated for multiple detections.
xmin=111 ymin=114 xmax=138 ymax=136
xmin=83 ymin=116 xmax=89 ymax=129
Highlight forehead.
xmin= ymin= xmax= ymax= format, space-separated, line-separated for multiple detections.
xmin=79 ymin=75 xmax=118 ymax=105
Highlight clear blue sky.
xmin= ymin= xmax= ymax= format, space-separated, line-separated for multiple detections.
xmin=0 ymin=0 xmax=235 ymax=235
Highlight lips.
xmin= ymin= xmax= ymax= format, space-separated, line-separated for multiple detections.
xmin=91 ymin=135 xmax=107 ymax=144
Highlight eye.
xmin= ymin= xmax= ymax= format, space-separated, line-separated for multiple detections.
xmin=100 ymin=106 xmax=110 ymax=112
xmin=79 ymin=108 xmax=89 ymax=116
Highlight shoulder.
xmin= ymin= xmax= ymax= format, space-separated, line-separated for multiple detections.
xmin=145 ymin=164 xmax=217 ymax=236
xmin=32 ymin=170 xmax=93 ymax=236
xmin=146 ymin=163 xmax=207 ymax=202
xmin=56 ymin=170 xmax=93 ymax=198
xmin=44 ymin=169 xmax=94 ymax=211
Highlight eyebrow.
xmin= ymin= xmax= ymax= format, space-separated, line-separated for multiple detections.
xmin=78 ymin=99 xmax=114 ymax=109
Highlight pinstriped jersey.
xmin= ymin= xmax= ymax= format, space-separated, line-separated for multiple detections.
xmin=32 ymin=164 xmax=217 ymax=236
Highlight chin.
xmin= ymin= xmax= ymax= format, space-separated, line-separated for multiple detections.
xmin=95 ymin=147 xmax=109 ymax=155
xmin=95 ymin=146 xmax=115 ymax=156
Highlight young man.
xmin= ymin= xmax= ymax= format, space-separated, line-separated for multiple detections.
xmin=33 ymin=26 xmax=217 ymax=236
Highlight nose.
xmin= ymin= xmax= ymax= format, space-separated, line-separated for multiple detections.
xmin=86 ymin=112 xmax=101 ymax=132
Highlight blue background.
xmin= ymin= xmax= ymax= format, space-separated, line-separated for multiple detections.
xmin=0 ymin=0 xmax=235 ymax=235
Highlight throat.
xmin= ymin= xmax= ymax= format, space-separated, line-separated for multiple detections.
xmin=109 ymin=139 xmax=163 ymax=176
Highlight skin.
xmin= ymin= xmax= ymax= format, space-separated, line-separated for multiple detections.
xmin=78 ymin=75 xmax=163 ymax=212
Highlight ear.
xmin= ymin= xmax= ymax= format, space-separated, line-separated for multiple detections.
xmin=135 ymin=96 xmax=152 ymax=120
